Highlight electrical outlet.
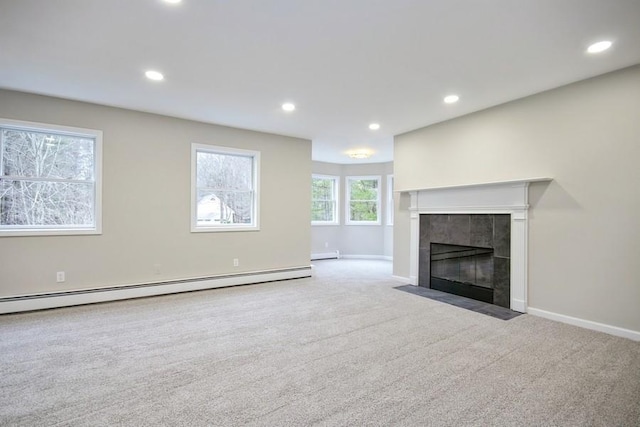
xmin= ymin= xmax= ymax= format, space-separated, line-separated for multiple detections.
xmin=325 ymin=242 xmax=329 ymax=248
xmin=233 ymin=258 xmax=239 ymax=267
xmin=56 ymin=271 xmax=65 ymax=283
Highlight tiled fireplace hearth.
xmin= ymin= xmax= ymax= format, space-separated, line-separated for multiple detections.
xmin=405 ymin=178 xmax=550 ymax=313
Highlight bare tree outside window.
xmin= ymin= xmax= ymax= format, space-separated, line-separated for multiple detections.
xmin=0 ymin=123 xmax=98 ymax=233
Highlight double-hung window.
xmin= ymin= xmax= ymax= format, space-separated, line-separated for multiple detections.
xmin=346 ymin=176 xmax=381 ymax=225
xmin=311 ymin=174 xmax=339 ymax=225
xmin=0 ymin=118 xmax=102 ymax=236
xmin=191 ymin=143 xmax=260 ymax=232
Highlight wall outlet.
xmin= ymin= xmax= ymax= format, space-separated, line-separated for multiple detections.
xmin=56 ymin=271 xmax=65 ymax=283
xmin=233 ymin=258 xmax=239 ymax=267
xmin=325 ymin=242 xmax=329 ymax=248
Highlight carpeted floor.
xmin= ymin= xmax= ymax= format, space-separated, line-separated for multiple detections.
xmin=1 ymin=259 xmax=639 ymax=426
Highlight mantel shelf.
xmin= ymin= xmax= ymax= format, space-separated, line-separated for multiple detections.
xmin=400 ymin=177 xmax=552 ymax=193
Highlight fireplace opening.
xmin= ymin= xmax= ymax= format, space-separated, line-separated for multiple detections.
xmin=430 ymin=243 xmax=494 ymax=304
xmin=419 ymin=214 xmax=511 ymax=309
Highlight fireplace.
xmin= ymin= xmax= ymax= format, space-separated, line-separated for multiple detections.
xmin=405 ymin=178 xmax=551 ymax=313
xmin=420 ymin=214 xmax=511 ymax=308
xmin=430 ymin=243 xmax=494 ymax=303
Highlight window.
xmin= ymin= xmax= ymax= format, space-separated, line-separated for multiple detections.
xmin=346 ymin=176 xmax=381 ymax=225
xmin=387 ymin=175 xmax=394 ymax=225
xmin=191 ymin=143 xmax=260 ymax=232
xmin=0 ymin=118 xmax=102 ymax=236
xmin=311 ymin=175 xmax=339 ymax=225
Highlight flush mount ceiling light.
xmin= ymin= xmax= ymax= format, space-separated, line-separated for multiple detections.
xmin=163 ymin=0 xmax=182 ymax=4
xmin=444 ymin=94 xmax=459 ymax=104
xmin=145 ymin=70 xmax=164 ymax=81
xmin=347 ymin=149 xmax=372 ymax=159
xmin=587 ymin=40 xmax=612 ymax=54
xmin=282 ymin=103 xmax=296 ymax=112
xmin=369 ymin=123 xmax=380 ymax=130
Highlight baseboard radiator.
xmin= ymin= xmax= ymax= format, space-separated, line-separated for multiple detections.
xmin=311 ymin=250 xmax=340 ymax=260
xmin=0 ymin=266 xmax=312 ymax=315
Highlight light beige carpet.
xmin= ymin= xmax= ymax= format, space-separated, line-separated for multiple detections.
xmin=1 ymin=259 xmax=639 ymax=426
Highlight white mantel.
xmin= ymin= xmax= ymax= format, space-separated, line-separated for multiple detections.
xmin=405 ymin=178 xmax=551 ymax=313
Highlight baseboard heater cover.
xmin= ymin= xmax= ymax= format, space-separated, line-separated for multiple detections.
xmin=0 ymin=266 xmax=312 ymax=314
xmin=310 ymin=250 xmax=340 ymax=260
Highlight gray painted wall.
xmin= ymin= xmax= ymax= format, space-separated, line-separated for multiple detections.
xmin=394 ymin=65 xmax=640 ymax=332
xmin=0 ymin=89 xmax=312 ymax=297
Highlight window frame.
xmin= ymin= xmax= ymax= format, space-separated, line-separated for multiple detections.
xmin=311 ymin=174 xmax=340 ymax=226
xmin=191 ymin=143 xmax=260 ymax=233
xmin=345 ymin=175 xmax=381 ymax=226
xmin=387 ymin=175 xmax=394 ymax=226
xmin=0 ymin=118 xmax=103 ymax=237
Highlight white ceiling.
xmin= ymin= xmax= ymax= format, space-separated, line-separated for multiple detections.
xmin=1 ymin=0 xmax=639 ymax=164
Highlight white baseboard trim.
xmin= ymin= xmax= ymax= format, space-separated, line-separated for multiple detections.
xmin=528 ymin=307 xmax=640 ymax=342
xmin=340 ymin=255 xmax=392 ymax=261
xmin=311 ymin=251 xmax=339 ymax=260
xmin=0 ymin=266 xmax=312 ymax=315
xmin=392 ymin=275 xmax=411 ymax=283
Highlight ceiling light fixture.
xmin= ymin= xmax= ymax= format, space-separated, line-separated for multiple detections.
xmin=369 ymin=123 xmax=380 ymax=130
xmin=145 ymin=70 xmax=164 ymax=81
xmin=444 ymin=94 xmax=459 ymax=104
xmin=282 ymin=103 xmax=296 ymax=112
xmin=347 ymin=150 xmax=372 ymax=159
xmin=164 ymin=0 xmax=182 ymax=4
xmin=587 ymin=40 xmax=612 ymax=54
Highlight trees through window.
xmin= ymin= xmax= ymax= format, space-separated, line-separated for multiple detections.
xmin=311 ymin=175 xmax=339 ymax=225
xmin=192 ymin=144 xmax=259 ymax=232
xmin=346 ymin=176 xmax=381 ymax=225
xmin=0 ymin=119 xmax=102 ymax=236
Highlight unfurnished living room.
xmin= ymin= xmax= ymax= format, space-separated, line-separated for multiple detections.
xmin=1 ymin=1 xmax=639 ymax=426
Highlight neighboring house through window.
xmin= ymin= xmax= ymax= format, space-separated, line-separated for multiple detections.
xmin=311 ymin=174 xmax=339 ymax=225
xmin=346 ymin=175 xmax=381 ymax=225
xmin=0 ymin=118 xmax=102 ymax=236
xmin=191 ymin=143 xmax=260 ymax=232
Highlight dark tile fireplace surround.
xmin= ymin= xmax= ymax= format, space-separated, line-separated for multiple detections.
xmin=419 ymin=214 xmax=511 ymax=308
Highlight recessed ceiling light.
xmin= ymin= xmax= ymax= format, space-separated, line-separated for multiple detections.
xmin=369 ymin=123 xmax=380 ymax=130
xmin=282 ymin=103 xmax=296 ymax=112
xmin=164 ymin=0 xmax=182 ymax=4
xmin=587 ymin=40 xmax=612 ymax=54
xmin=444 ymin=95 xmax=459 ymax=104
xmin=145 ymin=70 xmax=164 ymax=81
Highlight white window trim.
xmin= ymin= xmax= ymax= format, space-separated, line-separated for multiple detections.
xmin=0 ymin=118 xmax=103 ymax=237
xmin=345 ymin=175 xmax=382 ymax=226
xmin=387 ymin=174 xmax=394 ymax=226
xmin=311 ymin=174 xmax=340 ymax=226
xmin=191 ymin=143 xmax=260 ymax=233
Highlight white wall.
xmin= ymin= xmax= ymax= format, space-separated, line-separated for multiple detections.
xmin=312 ymin=161 xmax=393 ymax=259
xmin=0 ymin=89 xmax=312 ymax=297
xmin=394 ymin=65 xmax=640 ymax=333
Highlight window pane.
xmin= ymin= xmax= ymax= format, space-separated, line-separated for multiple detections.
xmin=196 ymin=190 xmax=253 ymax=225
xmin=349 ymin=179 xmax=378 ymax=200
xmin=312 ymin=201 xmax=334 ymax=222
xmin=312 ymin=178 xmax=333 ymax=200
xmin=196 ymin=151 xmax=253 ymax=191
xmin=350 ymin=201 xmax=377 ymax=221
xmin=0 ymin=180 xmax=94 ymax=226
xmin=2 ymin=129 xmax=94 ymax=180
